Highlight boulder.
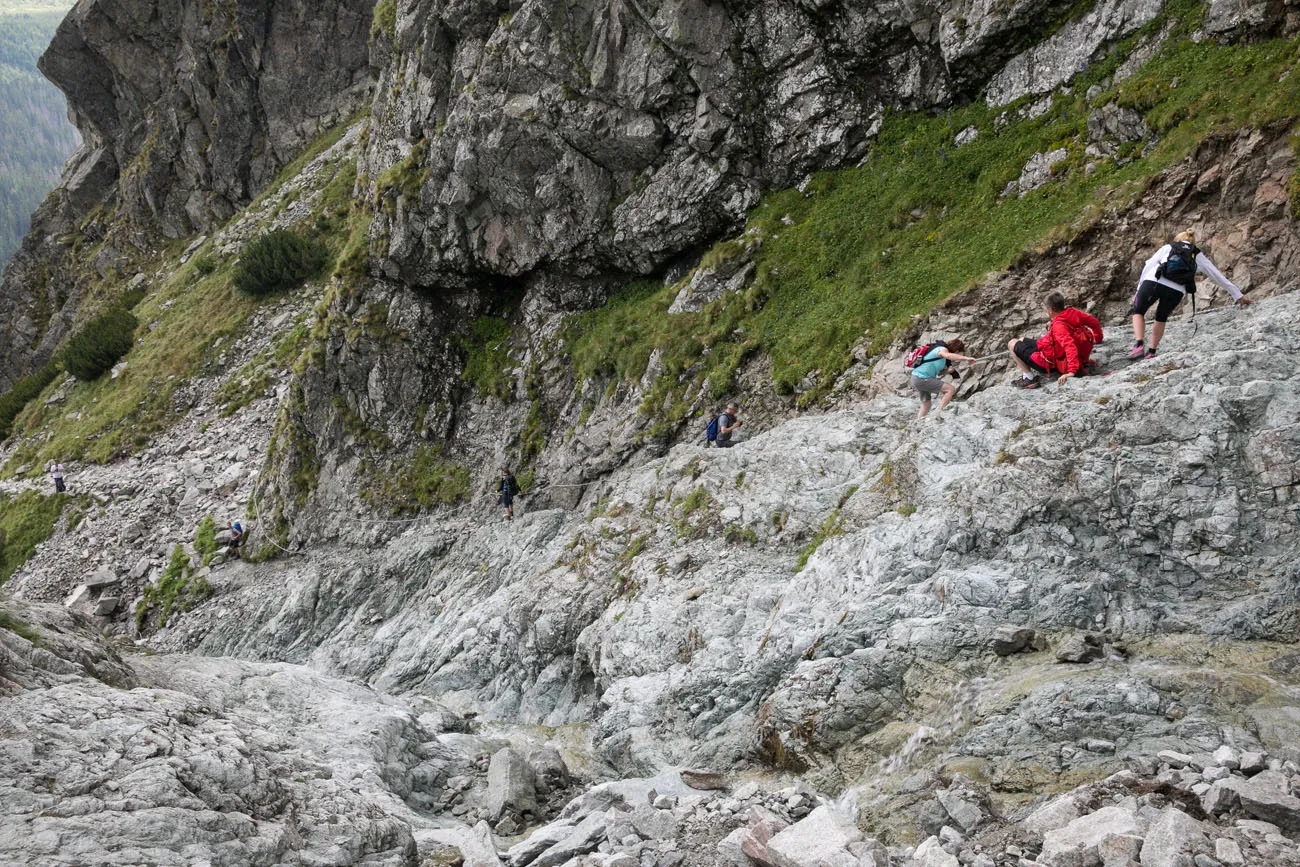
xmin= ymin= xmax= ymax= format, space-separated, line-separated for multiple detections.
xmin=936 ymin=787 xmax=986 ymax=833
xmin=1024 ymin=794 xmax=1083 ymax=834
xmin=765 ymin=806 xmax=862 ymax=867
xmin=1055 ymin=633 xmax=1104 ymax=663
xmin=487 ymin=747 xmax=537 ymax=821
xmin=459 ymin=820 xmax=504 ymax=867
xmin=1238 ymin=752 xmax=1268 ymax=775
xmin=629 ymin=804 xmax=677 ymax=840
xmin=717 ymin=827 xmax=751 ymax=867
xmin=740 ymin=808 xmax=790 ymax=866
xmin=1235 ymin=770 xmax=1300 ymax=831
xmin=680 ymin=768 xmax=726 ymax=790
xmin=1214 ymin=839 xmax=1245 ymax=867
xmin=1040 ymin=805 xmax=1146 ymax=867
xmin=992 ymin=625 xmax=1043 ymax=656
xmin=93 ymin=596 xmax=119 ymax=616
xmin=1212 ymin=746 xmax=1241 ymax=770
xmin=84 ymin=567 xmax=119 ymax=588
xmin=506 ymin=818 xmax=576 ymax=867
xmin=910 ymin=837 xmax=959 ymax=867
xmin=529 ymin=812 xmax=607 ymax=867
xmin=1139 ymin=808 xmax=1206 ymax=867
xmin=528 ymin=746 xmax=570 ymax=792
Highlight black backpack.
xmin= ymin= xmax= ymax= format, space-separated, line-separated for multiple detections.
xmin=1158 ymin=241 xmax=1200 ymax=289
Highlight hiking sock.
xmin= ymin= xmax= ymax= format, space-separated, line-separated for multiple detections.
xmin=1020 ymin=372 xmax=1035 ymax=381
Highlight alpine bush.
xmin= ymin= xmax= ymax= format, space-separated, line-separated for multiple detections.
xmin=233 ymin=230 xmax=329 ymax=297
xmin=0 ymin=362 xmax=57 ymax=438
xmin=61 ymin=306 xmax=138 ymax=381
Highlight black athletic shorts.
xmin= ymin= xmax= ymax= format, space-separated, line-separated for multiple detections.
xmin=1012 ymin=338 xmax=1049 ymax=374
xmin=1131 ymin=280 xmax=1185 ymax=323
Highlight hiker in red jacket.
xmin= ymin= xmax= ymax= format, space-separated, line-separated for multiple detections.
xmin=1007 ymin=292 xmax=1104 ymax=388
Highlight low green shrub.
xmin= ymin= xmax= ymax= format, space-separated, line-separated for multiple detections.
xmin=233 ymin=230 xmax=329 ymax=297
xmin=136 ymin=545 xmax=210 ymax=631
xmin=193 ymin=515 xmax=218 ymax=566
xmin=62 ymin=306 xmax=138 ymax=381
xmin=0 ymin=363 xmax=58 ymax=439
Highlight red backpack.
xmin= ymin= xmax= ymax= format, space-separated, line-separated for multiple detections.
xmin=904 ymin=341 xmax=947 ymax=373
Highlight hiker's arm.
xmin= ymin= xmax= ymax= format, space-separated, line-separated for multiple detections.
xmin=937 ymin=349 xmax=977 ymax=363
xmin=1196 ymin=254 xmax=1244 ymax=300
xmin=1052 ymin=320 xmax=1082 ymax=374
xmin=1082 ymin=311 xmax=1104 ymax=342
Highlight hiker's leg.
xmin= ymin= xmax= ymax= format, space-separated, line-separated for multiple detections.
xmin=1008 ymin=339 xmax=1031 ymax=375
xmin=1131 ymin=312 xmax=1145 ymax=344
xmin=937 ymin=383 xmax=957 ymax=411
xmin=1148 ymin=288 xmax=1181 ymax=351
xmin=917 ymin=397 xmax=931 ymax=418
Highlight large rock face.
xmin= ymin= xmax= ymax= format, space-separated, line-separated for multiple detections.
xmin=158 ymin=286 xmax=1300 ymax=784
xmin=0 ymin=0 xmax=374 ymax=388
xmin=40 ymin=0 xmax=375 ymax=238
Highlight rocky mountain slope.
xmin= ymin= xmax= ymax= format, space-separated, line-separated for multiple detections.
xmin=2 ymin=0 xmax=1300 ymax=864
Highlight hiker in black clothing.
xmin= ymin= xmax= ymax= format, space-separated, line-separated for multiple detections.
xmin=716 ymin=404 xmax=741 ymax=448
xmin=500 ymin=468 xmax=519 ymax=520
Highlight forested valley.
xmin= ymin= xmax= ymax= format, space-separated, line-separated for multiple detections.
xmin=0 ymin=0 xmax=78 ymax=270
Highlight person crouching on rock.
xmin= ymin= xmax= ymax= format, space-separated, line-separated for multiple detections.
xmin=910 ymin=339 xmax=976 ymax=418
xmin=1128 ymin=229 xmax=1251 ymax=360
xmin=500 ymin=468 xmax=519 ymax=520
xmin=1008 ymin=292 xmax=1104 ymax=389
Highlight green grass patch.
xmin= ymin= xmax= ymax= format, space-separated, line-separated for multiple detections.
xmin=361 ymin=445 xmax=471 ymax=514
xmin=458 ymin=316 xmax=514 ymax=399
xmin=795 ymin=507 xmax=846 ymax=573
xmin=0 ymin=608 xmax=43 ymax=645
xmin=0 ymin=490 xmax=77 ymax=584
xmin=0 ymin=363 xmax=57 ymax=439
xmin=371 ymin=0 xmax=396 ymax=41
xmin=563 ymin=21 xmax=1300 ymax=411
xmin=193 ymin=514 xmax=218 ymax=566
xmin=135 ymin=545 xmax=211 ymax=632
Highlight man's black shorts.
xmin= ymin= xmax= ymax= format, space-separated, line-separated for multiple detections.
xmin=1013 ymin=338 xmax=1049 ymax=374
xmin=1131 ymin=280 xmax=1185 ymax=323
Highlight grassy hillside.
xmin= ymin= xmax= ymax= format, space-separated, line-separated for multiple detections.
xmin=0 ymin=0 xmax=78 ymax=269
xmin=566 ymin=5 xmax=1300 ymax=419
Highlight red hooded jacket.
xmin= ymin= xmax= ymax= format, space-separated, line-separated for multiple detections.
xmin=1033 ymin=308 xmax=1104 ymax=374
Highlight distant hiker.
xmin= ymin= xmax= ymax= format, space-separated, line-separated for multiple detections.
xmin=226 ymin=521 xmax=244 ymax=559
xmin=48 ymin=462 xmax=66 ymax=494
xmin=906 ymin=339 xmax=976 ymax=418
xmin=1128 ymin=230 xmax=1250 ymax=360
xmin=500 ymin=468 xmax=519 ymax=520
xmin=714 ymin=404 xmax=741 ymax=448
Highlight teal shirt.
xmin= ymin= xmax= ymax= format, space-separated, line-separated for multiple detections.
xmin=912 ymin=347 xmax=948 ymax=379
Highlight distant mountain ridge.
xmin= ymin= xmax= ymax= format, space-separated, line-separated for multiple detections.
xmin=0 ymin=0 xmax=78 ymax=271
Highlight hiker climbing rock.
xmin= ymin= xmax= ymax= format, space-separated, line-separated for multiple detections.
xmin=1008 ymin=292 xmax=1104 ymax=388
xmin=48 ymin=461 xmax=66 ymax=494
xmin=226 ymin=522 xmax=244 ymax=559
xmin=711 ymin=404 xmax=741 ymax=448
xmin=500 ymin=468 xmax=519 ymax=520
xmin=905 ymin=339 xmax=976 ymax=417
xmin=1128 ymin=230 xmax=1250 ymax=360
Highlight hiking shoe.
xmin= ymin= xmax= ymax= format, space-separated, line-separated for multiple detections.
xmin=1015 ymin=376 xmax=1042 ymax=390
xmin=1126 ymin=344 xmax=1146 ymax=360
xmin=1144 ymin=348 xmax=1158 ymax=359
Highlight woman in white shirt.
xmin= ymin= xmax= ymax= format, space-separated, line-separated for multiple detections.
xmin=1128 ymin=230 xmax=1251 ymax=360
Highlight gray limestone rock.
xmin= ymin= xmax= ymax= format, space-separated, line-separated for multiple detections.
xmin=488 ymin=747 xmax=538 ymax=821
xmin=1140 ymin=808 xmax=1207 ymax=867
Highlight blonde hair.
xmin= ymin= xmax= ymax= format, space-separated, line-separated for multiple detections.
xmin=1175 ymin=230 xmax=1196 ymax=244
